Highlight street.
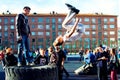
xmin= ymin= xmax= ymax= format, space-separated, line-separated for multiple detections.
xmin=63 ymin=61 xmax=120 ymax=80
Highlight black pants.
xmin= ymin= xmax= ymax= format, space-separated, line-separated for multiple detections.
xmin=97 ymin=67 xmax=108 ymax=80
xmin=58 ymin=67 xmax=63 ymax=80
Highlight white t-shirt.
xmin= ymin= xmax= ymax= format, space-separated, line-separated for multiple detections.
xmin=63 ymin=22 xmax=85 ymax=42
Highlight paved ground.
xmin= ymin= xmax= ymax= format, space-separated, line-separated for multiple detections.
xmin=63 ymin=61 xmax=120 ymax=80
xmin=63 ymin=61 xmax=98 ymax=80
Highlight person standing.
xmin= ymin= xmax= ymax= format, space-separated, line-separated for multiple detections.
xmin=96 ymin=47 xmax=109 ymax=80
xmin=34 ymin=48 xmax=48 ymax=66
xmin=48 ymin=46 xmax=58 ymax=65
xmin=55 ymin=46 xmax=66 ymax=80
xmin=16 ymin=6 xmax=31 ymax=66
xmin=109 ymin=48 xmax=118 ymax=80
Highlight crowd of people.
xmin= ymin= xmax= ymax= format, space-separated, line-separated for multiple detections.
xmin=76 ymin=44 xmax=119 ymax=80
xmin=0 ymin=3 xmax=119 ymax=80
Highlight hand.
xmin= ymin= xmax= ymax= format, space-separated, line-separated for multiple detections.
xmin=29 ymin=34 xmax=31 ymax=37
xmin=17 ymin=36 xmax=22 ymax=40
xmin=101 ymin=56 xmax=106 ymax=60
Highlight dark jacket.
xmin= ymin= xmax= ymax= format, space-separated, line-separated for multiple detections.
xmin=2 ymin=54 xmax=17 ymax=67
xmin=16 ymin=13 xmax=31 ymax=37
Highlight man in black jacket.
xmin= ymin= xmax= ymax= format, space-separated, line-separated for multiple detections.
xmin=16 ymin=6 xmax=31 ymax=66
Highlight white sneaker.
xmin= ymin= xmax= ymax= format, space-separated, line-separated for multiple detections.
xmin=17 ymin=63 xmax=22 ymax=66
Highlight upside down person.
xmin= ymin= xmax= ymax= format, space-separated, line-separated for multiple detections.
xmin=53 ymin=3 xmax=85 ymax=46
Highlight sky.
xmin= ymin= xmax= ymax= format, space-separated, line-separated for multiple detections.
xmin=0 ymin=0 xmax=120 ymax=25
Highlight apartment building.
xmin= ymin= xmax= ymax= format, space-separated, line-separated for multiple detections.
xmin=0 ymin=12 xmax=118 ymax=52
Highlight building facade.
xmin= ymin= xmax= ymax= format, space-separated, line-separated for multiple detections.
xmin=0 ymin=13 xmax=118 ymax=52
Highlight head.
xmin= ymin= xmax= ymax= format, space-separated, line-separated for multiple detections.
xmin=6 ymin=48 xmax=13 ymax=55
xmin=85 ymin=48 xmax=89 ymax=54
xmin=55 ymin=46 xmax=61 ymax=52
xmin=39 ymin=48 xmax=45 ymax=56
xmin=110 ymin=48 xmax=116 ymax=56
xmin=48 ymin=46 xmax=54 ymax=53
xmin=23 ymin=6 xmax=31 ymax=15
xmin=53 ymin=36 xmax=64 ymax=46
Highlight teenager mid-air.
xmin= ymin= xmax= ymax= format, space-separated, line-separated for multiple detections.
xmin=53 ymin=3 xmax=85 ymax=46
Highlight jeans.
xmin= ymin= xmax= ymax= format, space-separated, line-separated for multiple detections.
xmin=17 ymin=35 xmax=31 ymax=64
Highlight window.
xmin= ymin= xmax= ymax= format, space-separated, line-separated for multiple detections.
xmin=46 ymin=25 xmax=50 ymax=30
xmin=0 ymin=32 xmax=2 ymax=37
xmin=98 ymin=24 xmax=102 ymax=30
xmin=4 ymin=32 xmax=8 ymax=37
xmin=92 ymin=25 xmax=96 ymax=30
xmin=4 ymin=25 xmax=8 ymax=31
xmin=38 ymin=38 xmax=43 ymax=42
xmin=38 ymin=25 xmax=43 ymax=29
xmin=10 ymin=18 xmax=14 ymax=23
xmin=52 ymin=24 xmax=56 ymax=30
xmin=98 ymin=18 xmax=101 ymax=24
xmin=98 ymin=32 xmax=102 ymax=37
xmin=92 ymin=32 xmax=96 ymax=34
xmin=104 ymin=25 xmax=108 ymax=29
xmin=104 ymin=32 xmax=108 ymax=35
xmin=38 ymin=18 xmax=43 ymax=23
xmin=58 ymin=25 xmax=62 ymax=29
xmin=52 ymin=18 xmax=56 ymax=23
xmin=58 ymin=18 xmax=62 ymax=23
xmin=46 ymin=32 xmax=50 ymax=36
xmin=85 ymin=31 xmax=90 ymax=35
xmin=109 ymin=18 xmax=115 ymax=22
xmin=32 ymin=25 xmax=35 ymax=28
xmin=92 ymin=18 xmax=96 ymax=23
xmin=84 ymin=18 xmax=89 ymax=22
xmin=31 ymin=32 xmax=36 ymax=36
xmin=110 ymin=31 xmax=115 ymax=35
xmin=0 ymin=18 xmax=1 ymax=23
xmin=109 ymin=25 xmax=115 ymax=28
xmin=46 ymin=18 xmax=50 ymax=23
xmin=104 ymin=18 xmax=107 ymax=23
xmin=0 ymin=25 xmax=1 ymax=29
xmin=32 ymin=18 xmax=35 ymax=22
xmin=58 ymin=32 xmax=62 ymax=35
xmin=10 ymin=25 xmax=14 ymax=29
xmin=110 ymin=38 xmax=115 ymax=41
xmin=38 ymin=32 xmax=43 ymax=35
xmin=4 ymin=18 xmax=8 ymax=24
xmin=84 ymin=25 xmax=90 ymax=28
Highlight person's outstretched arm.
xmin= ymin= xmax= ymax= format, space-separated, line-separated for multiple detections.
xmin=66 ymin=18 xmax=79 ymax=38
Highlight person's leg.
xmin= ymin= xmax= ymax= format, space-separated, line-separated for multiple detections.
xmin=22 ymin=35 xmax=31 ymax=65
xmin=63 ymin=67 xmax=69 ymax=77
xmin=111 ymin=70 xmax=118 ymax=80
xmin=17 ymin=42 xmax=23 ymax=66
xmin=97 ymin=67 xmax=102 ymax=80
xmin=62 ymin=4 xmax=79 ymax=29
xmin=111 ymin=70 xmax=114 ymax=80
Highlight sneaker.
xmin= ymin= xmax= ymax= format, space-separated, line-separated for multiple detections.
xmin=17 ymin=62 xmax=22 ymax=66
xmin=29 ymin=62 xmax=35 ymax=66
xmin=65 ymin=3 xmax=80 ymax=14
xmin=65 ymin=3 xmax=74 ymax=9
xmin=26 ymin=62 xmax=35 ymax=66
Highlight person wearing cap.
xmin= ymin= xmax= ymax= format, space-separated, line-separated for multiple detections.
xmin=16 ymin=6 xmax=32 ymax=66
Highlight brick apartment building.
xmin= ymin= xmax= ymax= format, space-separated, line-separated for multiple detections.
xmin=0 ymin=12 xmax=118 ymax=52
